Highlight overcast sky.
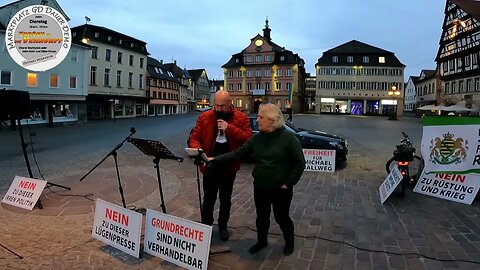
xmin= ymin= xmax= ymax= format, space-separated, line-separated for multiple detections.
xmin=3 ymin=0 xmax=445 ymax=81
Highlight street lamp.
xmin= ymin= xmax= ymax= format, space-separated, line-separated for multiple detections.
xmin=388 ymin=84 xmax=400 ymax=120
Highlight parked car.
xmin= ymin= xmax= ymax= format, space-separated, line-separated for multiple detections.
xmin=195 ymin=106 xmax=212 ymax=112
xmin=248 ymin=117 xmax=348 ymax=163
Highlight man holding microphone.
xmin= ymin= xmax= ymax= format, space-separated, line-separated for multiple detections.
xmin=188 ymin=90 xmax=252 ymax=241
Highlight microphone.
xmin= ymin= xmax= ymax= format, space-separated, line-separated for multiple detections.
xmin=130 ymin=127 xmax=136 ymax=134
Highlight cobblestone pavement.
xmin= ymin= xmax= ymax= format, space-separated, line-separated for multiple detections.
xmin=1 ymin=114 xmax=480 ymax=269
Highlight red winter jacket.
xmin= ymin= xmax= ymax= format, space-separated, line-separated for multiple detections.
xmin=188 ymin=109 xmax=252 ymax=173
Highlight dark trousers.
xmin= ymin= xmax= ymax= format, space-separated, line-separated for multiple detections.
xmin=201 ymin=168 xmax=236 ymax=229
xmin=253 ymin=187 xmax=294 ymax=245
xmin=286 ymin=108 xmax=292 ymax=122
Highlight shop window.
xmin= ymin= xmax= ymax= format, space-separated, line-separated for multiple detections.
xmin=1 ymin=70 xmax=12 ymax=85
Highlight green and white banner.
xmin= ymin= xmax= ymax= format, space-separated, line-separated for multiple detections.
xmin=421 ymin=116 xmax=480 ymax=175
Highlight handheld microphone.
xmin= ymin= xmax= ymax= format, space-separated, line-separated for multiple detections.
xmin=130 ymin=127 xmax=136 ymax=134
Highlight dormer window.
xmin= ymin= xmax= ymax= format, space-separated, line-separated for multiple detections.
xmin=379 ymin=56 xmax=385 ymax=63
xmin=280 ymin=56 xmax=285 ymax=61
xmin=332 ymin=56 xmax=338 ymax=63
xmin=130 ymin=42 xmax=134 ymax=48
xmin=119 ymin=39 xmax=123 ymax=45
xmin=235 ymin=58 xmax=239 ymax=63
xmin=94 ymin=32 xmax=99 ymax=38
xmin=107 ymin=36 xmax=112 ymax=41
xmin=362 ymin=56 xmax=369 ymax=63
xmin=347 ymin=56 xmax=353 ymax=63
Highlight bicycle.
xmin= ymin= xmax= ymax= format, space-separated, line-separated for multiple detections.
xmin=385 ymin=132 xmax=424 ymax=197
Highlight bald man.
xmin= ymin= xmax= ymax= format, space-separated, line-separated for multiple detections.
xmin=189 ymin=90 xmax=252 ymax=241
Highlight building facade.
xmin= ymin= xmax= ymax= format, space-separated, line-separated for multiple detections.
xmin=404 ymin=76 xmax=419 ymax=112
xmin=415 ymin=69 xmax=441 ymax=109
xmin=0 ymin=0 xmax=89 ymax=126
xmin=222 ymin=20 xmax=306 ymax=113
xmin=435 ymin=0 xmax=480 ymax=109
xmin=164 ymin=61 xmax=191 ymax=114
xmin=146 ymin=57 xmax=181 ymax=115
xmin=188 ymin=69 xmax=211 ymax=109
xmin=315 ymin=40 xmax=405 ymax=117
xmin=71 ymin=24 xmax=149 ymax=120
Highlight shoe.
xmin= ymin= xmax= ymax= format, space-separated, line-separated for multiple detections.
xmin=248 ymin=242 xmax=268 ymax=254
xmin=219 ymin=228 xmax=229 ymax=241
xmin=283 ymin=243 xmax=294 ymax=256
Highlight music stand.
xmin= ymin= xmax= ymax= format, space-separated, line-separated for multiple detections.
xmin=128 ymin=137 xmax=183 ymax=213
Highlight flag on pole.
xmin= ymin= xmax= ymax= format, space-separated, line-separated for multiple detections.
xmin=289 ymin=84 xmax=294 ymax=103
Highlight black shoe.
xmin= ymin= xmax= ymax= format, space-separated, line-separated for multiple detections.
xmin=219 ymin=228 xmax=229 ymax=241
xmin=283 ymin=243 xmax=294 ymax=256
xmin=248 ymin=242 xmax=268 ymax=254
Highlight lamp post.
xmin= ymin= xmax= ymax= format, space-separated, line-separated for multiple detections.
xmin=388 ymin=84 xmax=400 ymax=120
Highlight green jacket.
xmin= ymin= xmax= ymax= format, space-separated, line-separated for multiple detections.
xmin=215 ymin=127 xmax=306 ymax=189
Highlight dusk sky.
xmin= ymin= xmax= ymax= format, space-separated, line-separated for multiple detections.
xmin=4 ymin=0 xmax=445 ymax=81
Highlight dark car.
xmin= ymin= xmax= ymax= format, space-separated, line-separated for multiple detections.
xmin=248 ymin=117 xmax=348 ymax=163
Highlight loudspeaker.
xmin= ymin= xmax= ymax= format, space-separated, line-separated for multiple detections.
xmin=0 ymin=90 xmax=31 ymax=120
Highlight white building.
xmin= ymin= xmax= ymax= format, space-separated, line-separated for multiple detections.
xmin=71 ymin=24 xmax=149 ymax=119
xmin=404 ymin=76 xmax=419 ymax=112
xmin=316 ymin=40 xmax=405 ymax=117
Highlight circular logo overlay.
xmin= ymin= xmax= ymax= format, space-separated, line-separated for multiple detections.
xmin=5 ymin=5 xmax=71 ymax=72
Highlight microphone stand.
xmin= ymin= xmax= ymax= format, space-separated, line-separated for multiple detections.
xmin=193 ymin=149 xmax=204 ymax=215
xmin=79 ymin=127 xmax=136 ymax=208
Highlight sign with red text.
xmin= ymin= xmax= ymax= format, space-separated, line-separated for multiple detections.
xmin=5 ymin=5 xmax=71 ymax=71
xmin=91 ymin=199 xmax=142 ymax=258
xmin=413 ymin=171 xmax=480 ymax=205
xmin=1 ymin=176 xmax=47 ymax=210
xmin=379 ymin=165 xmax=403 ymax=204
xmin=303 ymin=149 xmax=336 ymax=172
xmin=144 ymin=209 xmax=212 ymax=270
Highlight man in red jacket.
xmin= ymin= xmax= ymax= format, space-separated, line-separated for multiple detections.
xmin=189 ymin=90 xmax=252 ymax=241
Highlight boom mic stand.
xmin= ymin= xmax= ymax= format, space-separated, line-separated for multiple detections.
xmin=186 ymin=149 xmax=208 ymax=217
xmin=17 ymin=119 xmax=71 ymax=210
xmin=79 ymin=127 xmax=136 ymax=208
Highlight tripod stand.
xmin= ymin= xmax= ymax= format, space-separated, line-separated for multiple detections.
xmin=128 ymin=137 xmax=183 ymax=213
xmin=185 ymin=148 xmax=210 ymax=218
xmin=79 ymin=127 xmax=136 ymax=208
xmin=17 ymin=119 xmax=71 ymax=209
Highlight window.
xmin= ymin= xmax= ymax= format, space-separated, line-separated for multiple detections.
xmin=475 ymin=78 xmax=480 ymax=91
xmin=117 ymin=52 xmax=123 ymax=64
xmin=465 ymin=55 xmax=470 ymax=67
xmin=286 ymin=69 xmax=292 ymax=76
xmin=246 ymin=70 xmax=252 ymax=77
xmin=255 ymin=55 xmax=262 ymax=62
xmin=70 ymin=50 xmax=77 ymax=62
xmin=139 ymin=74 xmax=144 ymax=89
xmin=27 ymin=73 xmax=37 ymax=87
xmin=91 ymin=46 xmax=98 ymax=59
xmin=140 ymin=58 xmax=144 ymax=68
xmin=473 ymin=53 xmax=478 ymax=65
xmin=264 ymin=69 xmax=271 ymax=77
xmin=116 ymin=70 xmax=122 ymax=87
xmin=50 ymin=74 xmax=59 ymax=88
xmin=276 ymin=69 xmax=282 ymax=76
xmin=265 ymin=82 xmax=270 ymax=91
xmin=467 ymin=79 xmax=472 ymax=92
xmin=105 ymin=49 xmax=111 ymax=61
xmin=237 ymin=70 xmax=242 ymax=77
xmin=247 ymin=83 xmax=252 ymax=90
xmin=265 ymin=55 xmax=272 ymax=61
xmin=246 ymin=55 xmax=252 ymax=63
xmin=379 ymin=56 xmax=385 ymax=63
xmin=276 ymin=82 xmax=281 ymax=90
xmin=104 ymin=68 xmax=110 ymax=86
xmin=236 ymin=99 xmax=243 ymax=108
xmin=237 ymin=83 xmax=242 ymax=91
xmin=128 ymin=73 xmax=133 ymax=88
xmin=69 ymin=76 xmax=77 ymax=88
xmin=94 ymin=32 xmax=99 ymax=38
xmin=90 ymin=66 xmax=97 ymax=85
xmin=228 ymin=71 xmax=234 ymax=78
xmin=332 ymin=56 xmax=338 ymax=63
xmin=1 ymin=70 xmax=12 ymax=85
xmin=457 ymin=57 xmax=463 ymax=69
xmin=280 ymin=56 xmax=285 ymax=61
xmin=286 ymin=82 xmax=292 ymax=91
xmin=362 ymin=56 xmax=369 ymax=63
xmin=255 ymin=70 xmax=262 ymax=77
xmin=107 ymin=36 xmax=112 ymax=41
xmin=449 ymin=59 xmax=455 ymax=71
xmin=347 ymin=56 xmax=353 ymax=63
xmin=129 ymin=55 xmax=134 ymax=66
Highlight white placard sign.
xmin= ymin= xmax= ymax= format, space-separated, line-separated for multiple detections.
xmin=413 ymin=171 xmax=480 ymax=205
xmin=303 ymin=149 xmax=336 ymax=172
xmin=144 ymin=209 xmax=212 ymax=270
xmin=379 ymin=166 xmax=403 ymax=204
xmin=1 ymin=176 xmax=47 ymax=210
xmin=91 ymin=199 xmax=142 ymax=258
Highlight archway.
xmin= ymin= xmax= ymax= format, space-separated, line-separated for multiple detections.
xmin=253 ymin=98 xmax=263 ymax=113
